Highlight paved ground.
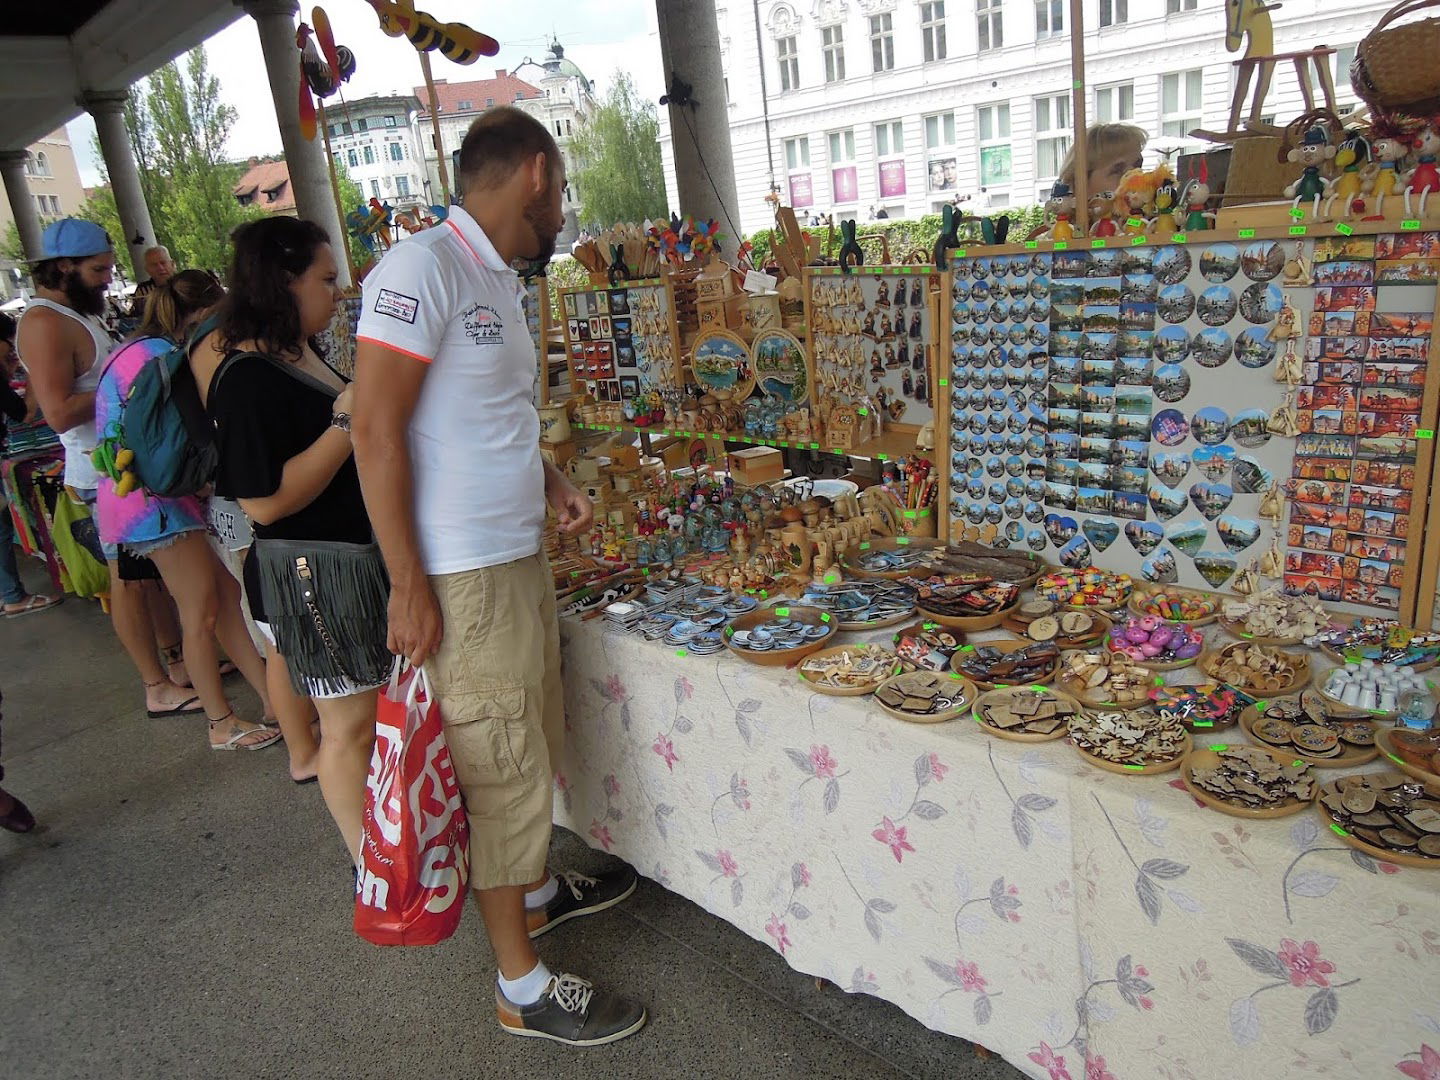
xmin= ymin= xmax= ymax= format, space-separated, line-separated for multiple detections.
xmin=0 ymin=565 xmax=1023 ymax=1080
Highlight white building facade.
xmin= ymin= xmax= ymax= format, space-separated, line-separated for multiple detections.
xmin=660 ymin=0 xmax=1394 ymax=237
xmin=326 ymin=93 xmax=428 ymax=211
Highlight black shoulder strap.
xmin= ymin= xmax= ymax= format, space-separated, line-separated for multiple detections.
xmin=210 ymin=349 xmax=341 ymax=401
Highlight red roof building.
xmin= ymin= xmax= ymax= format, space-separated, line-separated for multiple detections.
xmin=232 ymin=160 xmax=296 ymax=216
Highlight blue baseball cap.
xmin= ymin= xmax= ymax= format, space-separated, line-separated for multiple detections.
xmin=35 ymin=218 xmax=113 ymax=261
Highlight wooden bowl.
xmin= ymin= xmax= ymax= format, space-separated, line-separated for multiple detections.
xmin=916 ymin=600 xmax=1019 ymax=632
xmin=1215 ymin=617 xmax=1306 ymax=647
xmin=1199 ymin=645 xmax=1311 ymax=696
xmin=1320 ymin=643 xmax=1440 ymax=672
xmin=1057 ymin=674 xmax=1159 ymax=711
xmin=950 ymin=639 xmax=1062 ymax=691
xmin=1104 ymin=635 xmax=1203 ymax=672
xmin=1314 ymin=772 xmax=1440 ymax=870
xmin=840 ymin=536 xmax=945 ymax=580
xmin=932 ymin=550 xmax=1050 ymax=588
xmin=835 ymin=606 xmax=917 ymax=632
xmin=1069 ymin=710 xmax=1193 ymax=774
xmin=724 ymin=605 xmax=837 ymax=667
xmin=971 ymin=686 xmax=1083 ymax=742
xmin=797 ymin=644 xmax=902 ymax=697
xmin=874 ymin=671 xmax=978 ymax=724
xmin=1001 ymin=609 xmax=1112 ymax=649
xmin=1126 ymin=585 xmax=1221 ymax=626
xmin=1375 ymin=727 xmax=1440 ymax=788
xmin=1238 ymin=702 xmax=1379 ymax=768
xmin=1179 ymin=744 xmax=1317 ymax=819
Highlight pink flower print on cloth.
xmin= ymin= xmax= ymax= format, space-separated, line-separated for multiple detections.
xmin=872 ymin=816 xmax=916 ymax=863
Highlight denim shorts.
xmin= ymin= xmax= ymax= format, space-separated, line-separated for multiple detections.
xmin=123 ymin=528 xmax=203 ymax=559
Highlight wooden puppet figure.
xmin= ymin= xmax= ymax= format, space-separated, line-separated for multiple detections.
xmin=1044 ymin=181 xmax=1077 ymax=241
xmin=1114 ymin=168 xmax=1157 ymax=235
xmin=1284 ymin=125 xmax=1336 ymax=219
xmin=1363 ymin=114 xmax=1411 ymax=219
xmin=1324 ymin=130 xmax=1370 ymax=220
xmin=1179 ymin=175 xmax=1215 ymax=231
xmin=1089 ymin=191 xmax=1118 ymax=237
xmin=1150 ymin=177 xmax=1180 ymax=238
xmin=1405 ymin=117 xmax=1440 ymax=218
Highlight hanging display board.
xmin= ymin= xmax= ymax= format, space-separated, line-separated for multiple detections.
xmin=523 ymin=276 xmax=550 ymax=406
xmin=942 ymin=229 xmax=1440 ymax=625
xmin=558 ymin=278 xmax=681 ymax=401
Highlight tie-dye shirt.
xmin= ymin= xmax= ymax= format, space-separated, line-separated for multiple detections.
xmin=93 ymin=336 xmax=207 ymax=549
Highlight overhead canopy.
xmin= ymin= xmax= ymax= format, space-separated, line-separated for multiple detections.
xmin=0 ymin=0 xmax=238 ymax=150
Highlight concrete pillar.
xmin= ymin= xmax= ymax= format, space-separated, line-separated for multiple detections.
xmin=81 ymin=91 xmax=157 ymax=277
xmin=0 ymin=151 xmax=42 ymax=260
xmin=654 ymin=0 xmax=743 ymax=248
xmin=242 ymin=0 xmax=351 ymax=287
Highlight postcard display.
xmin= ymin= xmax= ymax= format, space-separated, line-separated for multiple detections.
xmin=559 ymin=279 xmax=680 ymax=403
xmin=941 ymin=236 xmax=1436 ymax=617
xmin=523 ymin=276 xmax=548 ymax=406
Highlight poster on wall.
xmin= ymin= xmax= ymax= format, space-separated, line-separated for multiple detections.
xmin=980 ymin=145 xmax=1012 ymax=188
xmin=878 ymin=159 xmax=907 ymax=198
xmin=927 ymin=157 xmax=957 ymax=192
xmin=788 ymin=173 xmax=814 ymax=208
xmin=831 ymin=166 xmax=858 ymax=205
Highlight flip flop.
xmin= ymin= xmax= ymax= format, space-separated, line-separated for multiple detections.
xmin=293 ymin=775 xmax=319 ymax=786
xmin=0 ymin=795 xmax=36 ymax=833
xmin=4 ymin=595 xmax=61 ymax=618
xmin=210 ymin=724 xmax=283 ymax=752
xmin=147 ymin=696 xmax=204 ymax=718
xmin=218 ymin=660 xmax=238 ymax=677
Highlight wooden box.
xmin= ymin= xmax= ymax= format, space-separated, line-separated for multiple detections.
xmin=695 ymin=268 xmax=733 ymax=303
xmin=540 ymin=440 xmax=575 ymax=468
xmin=728 ymin=446 xmax=784 ymax=485
xmin=697 ymin=299 xmax=728 ymax=330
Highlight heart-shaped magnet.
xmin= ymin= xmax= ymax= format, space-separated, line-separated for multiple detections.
xmin=1148 ymin=483 xmax=1187 ymax=521
xmin=1165 ymin=519 xmax=1209 ymax=558
xmin=1189 ymin=481 xmax=1234 ymax=521
xmin=1232 ymin=455 xmax=1274 ymax=495
xmin=1193 ymin=445 xmax=1237 ymax=482
xmin=1194 ymin=550 xmax=1239 ymax=588
xmin=1150 ymin=451 xmax=1191 ymax=489
xmin=1141 ymin=549 xmax=1179 ymax=584
xmin=1082 ymin=518 xmax=1120 ymax=552
xmin=1126 ymin=521 xmax=1165 ymax=556
xmin=1058 ymin=535 xmax=1093 ymax=569
xmin=1216 ymin=515 xmax=1262 ymax=554
xmin=1044 ymin=514 xmax=1078 ymax=546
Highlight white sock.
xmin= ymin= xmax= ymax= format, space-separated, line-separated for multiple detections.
xmin=498 ymin=959 xmax=552 ymax=1005
xmin=525 ymin=875 xmax=560 ymax=909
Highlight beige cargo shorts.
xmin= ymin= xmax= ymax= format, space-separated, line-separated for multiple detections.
xmin=426 ymin=551 xmax=563 ymax=891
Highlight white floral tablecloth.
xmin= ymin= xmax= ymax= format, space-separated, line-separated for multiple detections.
xmin=553 ymin=617 xmax=1440 ymax=1080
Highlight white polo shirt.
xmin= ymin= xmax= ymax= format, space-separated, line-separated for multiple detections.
xmin=356 ymin=206 xmax=545 ymax=576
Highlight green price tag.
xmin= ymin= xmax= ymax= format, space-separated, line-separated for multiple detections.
xmin=859 ymin=542 xmax=871 ymax=550
xmin=1336 ymin=222 xmax=1354 ymax=236
xmin=1126 ymin=218 xmax=1144 ymax=229
xmin=904 ymin=510 xmax=917 ymax=518
xmin=960 ymin=644 xmax=975 ymax=652
xmin=1091 ymin=239 xmax=1107 ymax=249
xmin=1053 ymin=241 xmax=1069 ymax=250
xmin=1173 ymin=233 xmax=1188 ymax=244
xmin=1238 ymin=228 xmax=1256 ymax=239
xmin=858 ymin=408 xmax=869 ymax=415
xmin=810 ymin=442 xmax=820 ymax=449
xmin=923 ymin=622 xmax=937 ymax=630
xmin=896 ymin=537 xmax=910 ymax=545
xmin=938 ymin=379 xmax=948 ymax=387
xmin=1208 ymin=744 xmax=1229 ymax=752
xmin=1025 ymin=241 xmax=1039 ymax=250
xmin=641 ymin=568 xmax=650 ymax=576
xmin=1193 ymin=720 xmax=1214 ymax=728
xmin=1329 ymin=823 xmax=1349 ymax=837
xmin=760 ymin=590 xmax=769 ymax=598
xmin=955 ymin=248 xmax=967 ymax=258
xmin=1124 ymin=764 xmax=1144 ymax=771
xmin=1402 ymin=219 xmax=1422 ymax=230
xmin=820 ymin=613 xmax=832 ymax=623
xmin=1289 ymin=207 xmax=1305 ymax=219
xmin=676 ymin=648 xmax=688 ymax=656
xmin=1417 ymin=429 xmax=1434 ymax=439
xmin=1131 ymin=236 xmax=1147 ymax=246
xmin=824 ymin=574 xmax=838 ymax=583
xmin=877 ymin=454 xmax=888 ymax=461
xmin=1289 ymin=225 xmax=1308 ymax=236
xmin=775 ymin=607 xmax=790 ymax=617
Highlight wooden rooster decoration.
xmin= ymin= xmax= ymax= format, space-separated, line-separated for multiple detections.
xmin=296 ymin=8 xmax=354 ymax=141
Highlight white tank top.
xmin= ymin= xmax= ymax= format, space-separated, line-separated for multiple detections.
xmin=21 ymin=297 xmax=115 ymax=491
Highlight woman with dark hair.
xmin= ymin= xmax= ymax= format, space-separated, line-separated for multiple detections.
xmin=190 ymin=218 xmax=388 ymax=857
xmin=95 ymin=270 xmax=278 ymax=751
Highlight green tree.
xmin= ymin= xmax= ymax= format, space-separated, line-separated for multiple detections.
xmin=75 ymin=186 xmax=133 ymax=278
xmin=1 ymin=221 xmax=25 ymax=263
xmin=569 ymin=72 xmax=666 ymax=227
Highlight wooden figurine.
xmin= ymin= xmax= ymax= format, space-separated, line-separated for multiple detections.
xmin=1088 ymin=190 xmax=1118 ymax=237
xmin=1406 ymin=117 xmax=1440 ymax=218
xmin=1280 ymin=241 xmax=1314 ymax=287
xmin=825 ymin=404 xmax=859 ymax=450
xmin=1114 ymin=168 xmax=1157 ymax=234
xmin=1363 ymin=114 xmax=1411 ymax=219
xmin=1284 ymin=125 xmax=1335 ymax=219
xmin=1043 ymin=181 xmax=1076 ymax=241
xmin=1150 ymin=176 xmax=1181 ymax=238
xmin=1179 ymin=174 xmax=1215 ymax=231
xmin=1324 ymin=129 xmax=1370 ymax=220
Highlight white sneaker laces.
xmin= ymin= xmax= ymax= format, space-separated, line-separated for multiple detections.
xmin=557 ymin=869 xmax=598 ymax=901
xmin=548 ymin=973 xmax=595 ymax=1014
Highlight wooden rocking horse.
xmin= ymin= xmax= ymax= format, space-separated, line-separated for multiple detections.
xmin=1193 ymin=0 xmax=1340 ymax=143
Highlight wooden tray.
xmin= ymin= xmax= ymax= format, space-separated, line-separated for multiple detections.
xmin=970 ymin=686 xmax=1083 ymax=742
xmin=1375 ymin=727 xmax=1440 ymax=788
xmin=1069 ymin=718 xmax=1193 ymax=775
xmin=933 ymin=552 xmax=1049 ymax=588
xmin=951 ymin=639 xmax=1062 ymax=691
xmin=840 ymin=537 xmax=945 ymax=580
xmin=1126 ymin=585 xmax=1221 ymax=627
xmin=1313 ymin=773 xmax=1440 ymax=870
xmin=836 ymin=607 xmax=917 ymax=632
xmin=1104 ymin=636 xmax=1202 ymax=672
xmin=1238 ymin=704 xmax=1379 ymax=768
xmin=916 ymin=600 xmax=1019 ymax=632
xmin=1216 ymin=617 xmax=1306 ymax=647
xmin=1199 ymin=646 xmax=1311 ymax=696
xmin=724 ymin=605 xmax=836 ymax=667
xmin=797 ymin=643 xmax=902 ymax=697
xmin=1308 ymin=681 xmax=1406 ymax=722
xmin=875 ymin=671 xmax=978 ymax=724
xmin=1056 ymin=672 xmax=1157 ymax=711
xmin=1320 ymin=643 xmax=1439 ymax=672
xmin=1001 ymin=610 xmax=1112 ymax=649
xmin=1179 ymin=744 xmax=1317 ymax=819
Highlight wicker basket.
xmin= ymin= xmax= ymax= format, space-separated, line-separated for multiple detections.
xmin=1352 ymin=0 xmax=1440 ymax=114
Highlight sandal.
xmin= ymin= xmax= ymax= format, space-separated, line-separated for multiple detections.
xmin=4 ymin=594 xmax=61 ymax=618
xmin=144 ymin=679 xmax=203 ymax=718
xmin=209 ymin=712 xmax=282 ymax=752
xmin=161 ymin=642 xmax=191 ymax=689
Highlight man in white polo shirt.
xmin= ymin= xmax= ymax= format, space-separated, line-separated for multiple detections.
xmin=352 ymin=106 xmax=645 ymax=1047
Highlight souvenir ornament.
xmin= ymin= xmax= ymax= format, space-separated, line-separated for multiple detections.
xmin=1185 ymin=746 xmax=1316 ymax=814
xmin=1179 ymin=170 xmax=1215 ymax=231
xmin=1125 ymin=521 xmax=1165 ymax=556
xmin=1267 ymin=391 xmax=1300 ymax=437
xmin=1232 ymin=560 xmax=1259 ymax=596
xmin=1266 ymin=296 xmax=1300 ymax=342
xmin=1258 ymin=481 xmax=1284 ymax=526
xmin=1405 ymin=117 xmax=1440 ymax=218
xmin=1280 ymin=241 xmax=1314 ymax=287
xmin=1363 ymin=114 xmax=1411 ymax=219
xmin=1081 ymin=518 xmax=1120 ymax=552
xmin=1194 ymin=550 xmax=1240 ymax=588
xmin=1284 ymin=125 xmax=1336 ymax=220
xmin=1324 ymin=129 xmax=1370 ymax=220
xmin=1316 ymin=774 xmax=1440 ymax=864
xmin=1258 ymin=534 xmax=1285 ymax=579
xmin=1274 ymin=339 xmax=1303 ymax=385
xmin=1043 ymin=181 xmax=1077 ymax=241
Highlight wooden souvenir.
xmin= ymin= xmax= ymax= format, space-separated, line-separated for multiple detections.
xmin=840 ymin=536 xmax=944 ymax=580
xmin=874 ymin=670 xmax=978 ymax=724
xmin=697 ymin=299 xmax=728 ymax=330
xmin=1238 ymin=700 xmax=1379 ymax=768
xmin=1375 ymin=726 xmax=1440 ymax=788
xmin=1314 ymin=772 xmax=1440 ymax=869
xmin=951 ymin=639 xmax=1062 ymax=691
xmin=688 ymin=328 xmax=755 ymax=401
xmin=971 ymin=686 xmax=1084 ymax=743
xmin=1067 ymin=707 xmax=1193 ymax=773
xmin=724 ymin=606 xmax=835 ymax=667
xmin=1199 ymin=643 xmax=1312 ymax=695
xmin=798 ymin=643 xmax=901 ymax=697
xmin=1180 ymin=745 xmax=1318 ymax=820
xmin=825 ymin=404 xmax=859 ymax=450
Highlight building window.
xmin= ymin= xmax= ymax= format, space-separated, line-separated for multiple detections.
xmin=777 ymin=35 xmax=799 ymax=91
xmin=977 ymin=103 xmax=1012 ymax=190
xmin=397 ymin=176 xmax=411 ymax=197
xmin=565 ymin=119 xmax=572 ymax=135
xmin=342 ymin=121 xmax=353 ymax=135
xmin=515 ymin=91 xmax=525 ymax=101
xmin=363 ymin=144 xmax=376 ymax=165
xmin=35 ymin=151 xmax=50 ymax=176
xmin=925 ymin=111 xmax=958 ymax=193
xmin=1161 ymin=68 xmax=1204 ymax=138
xmin=486 ymin=97 xmax=494 ymax=107
xmin=1166 ymin=0 xmax=1196 ymax=12
xmin=1333 ymin=44 xmax=1358 ymax=112
xmin=347 ymin=149 xmax=359 ymax=168
xmin=1095 ymin=81 xmax=1134 ymax=123
xmin=977 ymin=0 xmax=1003 ymax=51
xmin=870 ymin=14 xmax=895 ymax=72
xmin=875 ymin=120 xmax=906 ymax=197
xmin=387 ymin=142 xmax=401 ymax=162
xmin=385 ymin=115 xmax=398 ymax=127
xmin=784 ymin=136 xmax=814 ymax=208
xmin=828 ymin=128 xmax=858 ymax=204
xmin=1034 ymin=93 xmax=1072 ymax=180
xmin=921 ymin=1 xmax=947 ymax=62
xmin=1035 ymin=0 xmax=1062 ymax=38
xmin=356 ymin=118 xmax=368 ymax=132
xmin=370 ymin=179 xmax=381 ymax=198
xmin=1100 ymin=0 xmax=1126 ymax=26
xmin=822 ymin=24 xmax=846 ymax=83
xmin=459 ymin=100 xmax=473 ymax=111
xmin=330 ymin=122 xmax=342 ymax=137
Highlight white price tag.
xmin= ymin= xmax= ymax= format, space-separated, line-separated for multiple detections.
xmin=742 ymin=270 xmax=777 ymax=295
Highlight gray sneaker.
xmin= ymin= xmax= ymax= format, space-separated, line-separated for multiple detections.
xmin=496 ymin=973 xmax=647 ymax=1046
xmin=527 ymin=867 xmax=638 ymax=939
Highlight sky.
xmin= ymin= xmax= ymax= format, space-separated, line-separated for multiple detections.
xmin=66 ymin=0 xmax=664 ymax=186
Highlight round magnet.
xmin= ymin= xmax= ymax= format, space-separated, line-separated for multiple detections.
xmin=1241 ymin=240 xmax=1284 ymax=281
xmin=1153 ymin=363 xmax=1191 ymax=403
xmin=1158 ymin=283 xmax=1195 ymax=324
xmin=1197 ymin=285 xmax=1237 ymax=326
xmin=1190 ymin=405 xmax=1230 ymax=446
xmin=1199 ymin=243 xmax=1241 ymax=283
xmin=1229 ymin=408 xmax=1271 ymax=448
xmin=1234 ymin=326 xmax=1276 ymax=368
xmin=1152 ymin=408 xmax=1190 ymax=446
xmin=1240 ymin=281 xmax=1283 ymax=325
xmin=1153 ymin=246 xmax=1191 ymax=284
xmin=1192 ymin=326 xmax=1233 ymax=367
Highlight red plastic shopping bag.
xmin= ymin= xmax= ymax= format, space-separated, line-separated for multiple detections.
xmin=354 ymin=661 xmax=470 ymax=945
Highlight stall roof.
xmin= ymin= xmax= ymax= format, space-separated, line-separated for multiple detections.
xmin=0 ymin=0 xmax=238 ymax=151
